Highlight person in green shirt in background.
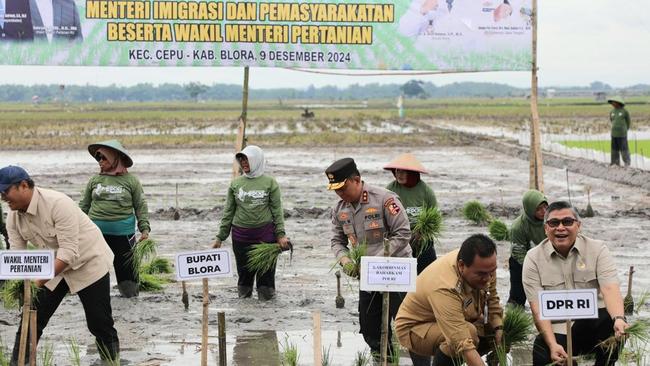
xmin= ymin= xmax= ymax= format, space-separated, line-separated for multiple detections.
xmin=384 ymin=153 xmax=438 ymax=274
xmin=80 ymin=139 xmax=150 ymax=298
xmin=608 ymin=96 xmax=632 ymax=167
xmin=507 ymin=189 xmax=547 ymax=306
xmin=212 ymin=145 xmax=290 ymax=301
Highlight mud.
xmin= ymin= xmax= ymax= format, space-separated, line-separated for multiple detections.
xmin=1 ymin=143 xmax=649 ymax=365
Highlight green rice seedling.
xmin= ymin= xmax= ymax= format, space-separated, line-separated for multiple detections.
xmin=39 ymin=343 xmax=54 ymax=366
xmin=389 ymin=324 xmax=402 ymax=365
xmin=128 ymin=238 xmax=157 ymax=276
xmin=503 ymin=304 xmax=534 ymax=348
xmin=463 ymin=200 xmax=492 ymax=225
xmin=634 ymin=291 xmax=650 ymax=315
xmin=342 ymin=242 xmax=368 ymax=279
xmin=96 ymin=341 xmax=120 ymax=366
xmin=413 ymin=206 xmax=444 ymax=256
xmin=141 ymin=257 xmax=173 ymax=274
xmin=598 ymin=319 xmax=650 ymax=364
xmin=488 ymin=219 xmax=510 ymax=241
xmin=279 ymin=336 xmax=299 ymax=366
xmin=0 ymin=337 xmax=10 ymax=366
xmin=1 ymin=280 xmax=40 ymax=309
xmin=321 ymin=345 xmax=333 ymax=366
xmin=352 ymin=349 xmax=371 ymax=366
xmin=246 ymin=243 xmax=282 ymax=274
xmin=138 ymin=273 xmax=166 ymax=292
xmin=67 ymin=337 xmax=82 ymax=366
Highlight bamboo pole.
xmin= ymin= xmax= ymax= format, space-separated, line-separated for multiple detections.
xmin=17 ymin=280 xmax=32 ymax=366
xmin=201 ymin=278 xmax=209 ymax=366
xmin=218 ymin=312 xmax=227 ymax=366
xmin=379 ymin=238 xmax=390 ymax=366
xmin=566 ymin=320 xmax=573 ymax=366
xmin=529 ymin=0 xmax=544 ymax=192
xmin=232 ymin=66 xmax=250 ymax=177
xmin=29 ymin=310 xmax=37 ymax=366
xmin=313 ymin=311 xmax=322 ymax=366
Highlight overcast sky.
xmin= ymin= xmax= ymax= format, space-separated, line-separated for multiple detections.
xmin=1 ymin=0 xmax=648 ymax=89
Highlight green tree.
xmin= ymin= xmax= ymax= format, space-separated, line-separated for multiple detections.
xmin=184 ymin=82 xmax=208 ymax=102
xmin=400 ymin=80 xmax=427 ymax=98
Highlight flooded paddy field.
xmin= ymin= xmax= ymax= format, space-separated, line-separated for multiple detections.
xmin=1 ymin=145 xmax=649 ymax=365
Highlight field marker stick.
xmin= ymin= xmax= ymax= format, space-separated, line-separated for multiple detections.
xmin=313 ymin=311 xmax=322 ymax=366
xmin=29 ymin=310 xmax=37 ymax=366
xmin=528 ymin=0 xmax=544 ymax=192
xmin=566 ymin=320 xmax=573 ymax=366
xmin=17 ymin=280 xmax=32 ymax=365
xmin=565 ymin=168 xmax=572 ymax=204
xmin=218 ymin=312 xmax=227 ymax=366
xmin=201 ymin=278 xmax=209 ymax=366
xmin=379 ymin=237 xmax=390 ymax=366
xmin=232 ymin=66 xmax=249 ymax=176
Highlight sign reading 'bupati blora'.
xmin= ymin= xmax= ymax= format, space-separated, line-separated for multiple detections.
xmin=0 ymin=251 xmax=55 ymax=279
xmin=0 ymin=0 xmax=532 ymax=71
xmin=175 ymin=249 xmax=233 ymax=281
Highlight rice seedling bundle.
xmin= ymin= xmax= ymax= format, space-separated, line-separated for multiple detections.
xmin=502 ymin=304 xmax=534 ymax=348
xmin=246 ymin=243 xmax=282 ymax=274
xmin=413 ymin=206 xmax=444 ymax=256
xmin=141 ymin=257 xmax=173 ymax=274
xmin=138 ymin=273 xmax=166 ymax=292
xmin=342 ymin=242 xmax=367 ymax=279
xmin=598 ymin=319 xmax=650 ymax=363
xmin=1 ymin=280 xmax=40 ymax=309
xmin=463 ymin=200 xmax=492 ymax=225
xmin=128 ymin=238 xmax=158 ymax=275
xmin=488 ymin=219 xmax=510 ymax=242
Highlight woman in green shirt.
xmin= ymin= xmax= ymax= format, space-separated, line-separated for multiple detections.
xmin=384 ymin=153 xmax=438 ymax=274
xmin=212 ymin=145 xmax=290 ymax=301
xmin=80 ymin=140 xmax=150 ymax=298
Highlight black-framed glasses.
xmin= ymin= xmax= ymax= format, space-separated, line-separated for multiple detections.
xmin=94 ymin=153 xmax=107 ymax=162
xmin=546 ymin=217 xmax=578 ymax=228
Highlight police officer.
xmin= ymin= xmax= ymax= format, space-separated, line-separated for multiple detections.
xmin=326 ymin=157 xmax=412 ymax=360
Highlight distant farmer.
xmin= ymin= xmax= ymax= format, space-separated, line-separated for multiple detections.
xmin=79 ymin=139 xmax=150 ymax=298
xmin=395 ymin=234 xmax=503 ymax=366
xmin=327 ymin=157 xmax=412 ymax=361
xmin=384 ymin=153 xmax=438 ymax=273
xmin=0 ymin=165 xmax=119 ymax=364
xmin=212 ymin=145 xmax=290 ymax=301
xmin=1 ymin=203 xmax=9 ymax=249
xmin=507 ymin=189 xmax=548 ymax=306
xmin=607 ymin=96 xmax=631 ymax=167
xmin=523 ymin=201 xmax=628 ymax=366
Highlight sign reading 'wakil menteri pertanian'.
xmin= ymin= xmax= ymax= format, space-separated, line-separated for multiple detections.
xmin=0 ymin=251 xmax=55 ymax=279
xmin=0 ymin=0 xmax=532 ymax=71
xmin=175 ymin=249 xmax=233 ymax=281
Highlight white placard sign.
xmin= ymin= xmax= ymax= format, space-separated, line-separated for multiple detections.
xmin=0 ymin=250 xmax=55 ymax=279
xmin=176 ymin=249 xmax=233 ymax=281
xmin=538 ymin=289 xmax=598 ymax=320
xmin=360 ymin=256 xmax=417 ymax=292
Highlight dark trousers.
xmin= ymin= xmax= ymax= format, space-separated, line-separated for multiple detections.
xmin=415 ymin=244 xmax=437 ymax=274
xmin=359 ymin=290 xmax=405 ymax=358
xmin=611 ymin=137 xmax=631 ymax=166
xmin=232 ymin=241 xmax=275 ymax=291
xmin=12 ymin=273 xmax=119 ymax=362
xmin=507 ymin=256 xmax=526 ymax=306
xmin=532 ymin=308 xmax=621 ymax=366
xmin=104 ymin=233 xmax=138 ymax=284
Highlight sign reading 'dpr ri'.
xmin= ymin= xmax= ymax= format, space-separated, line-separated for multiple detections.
xmin=360 ymin=256 xmax=417 ymax=292
xmin=0 ymin=250 xmax=55 ymax=279
xmin=176 ymin=249 xmax=233 ymax=281
xmin=538 ymin=289 xmax=598 ymax=320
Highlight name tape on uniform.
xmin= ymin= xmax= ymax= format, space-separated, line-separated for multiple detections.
xmin=0 ymin=251 xmax=55 ymax=279
xmin=176 ymin=249 xmax=233 ymax=281
xmin=538 ymin=289 xmax=598 ymax=320
xmin=360 ymin=256 xmax=417 ymax=292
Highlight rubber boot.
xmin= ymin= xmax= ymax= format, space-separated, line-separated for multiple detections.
xmin=238 ymin=286 xmax=252 ymax=298
xmin=409 ymin=351 xmax=432 ymax=366
xmin=118 ymin=280 xmax=139 ymax=298
xmin=257 ymin=286 xmax=275 ymax=301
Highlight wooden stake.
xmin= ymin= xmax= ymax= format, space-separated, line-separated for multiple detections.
xmin=232 ymin=66 xmax=249 ymax=177
xmin=566 ymin=320 xmax=573 ymax=366
xmin=29 ymin=310 xmax=37 ymax=366
xmin=17 ymin=280 xmax=32 ymax=366
xmin=624 ymin=266 xmax=635 ymax=315
xmin=181 ymin=281 xmax=189 ymax=310
xmin=313 ymin=311 xmax=322 ymax=366
xmin=379 ymin=237 xmax=390 ymax=366
xmin=529 ymin=0 xmax=544 ymax=192
xmin=218 ymin=312 xmax=227 ymax=366
xmin=201 ymin=278 xmax=209 ymax=366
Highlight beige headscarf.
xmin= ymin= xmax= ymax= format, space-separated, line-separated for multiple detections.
xmin=97 ymin=147 xmax=128 ymax=176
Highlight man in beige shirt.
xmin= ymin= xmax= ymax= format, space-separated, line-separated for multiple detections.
xmin=522 ymin=201 xmax=628 ymax=366
xmin=395 ymin=234 xmax=503 ymax=366
xmin=0 ymin=165 xmax=119 ymax=364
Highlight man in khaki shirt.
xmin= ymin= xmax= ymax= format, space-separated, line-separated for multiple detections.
xmin=395 ymin=234 xmax=503 ymax=366
xmin=0 ymin=166 xmax=119 ymax=364
xmin=522 ymin=201 xmax=628 ymax=366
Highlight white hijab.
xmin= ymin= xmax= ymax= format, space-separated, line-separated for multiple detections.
xmin=237 ymin=145 xmax=265 ymax=178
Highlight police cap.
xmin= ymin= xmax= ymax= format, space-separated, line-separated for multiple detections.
xmin=325 ymin=158 xmax=358 ymax=190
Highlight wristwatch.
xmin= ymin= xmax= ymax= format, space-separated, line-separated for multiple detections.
xmin=612 ymin=315 xmax=627 ymax=322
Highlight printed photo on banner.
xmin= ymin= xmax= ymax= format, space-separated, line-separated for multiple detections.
xmin=0 ymin=0 xmax=83 ymax=42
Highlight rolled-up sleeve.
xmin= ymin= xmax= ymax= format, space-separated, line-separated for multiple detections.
xmin=330 ymin=208 xmax=349 ymax=260
xmin=51 ymin=197 xmax=80 ymax=265
xmin=429 ymin=289 xmax=477 ymax=354
xmin=595 ymin=245 xmax=619 ymax=285
xmin=522 ymin=254 xmax=542 ymax=304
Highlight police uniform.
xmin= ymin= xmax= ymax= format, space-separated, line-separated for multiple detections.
xmin=326 ymin=158 xmax=412 ymax=357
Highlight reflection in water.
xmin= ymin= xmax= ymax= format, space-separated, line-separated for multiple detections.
xmin=232 ymin=330 xmax=280 ymax=366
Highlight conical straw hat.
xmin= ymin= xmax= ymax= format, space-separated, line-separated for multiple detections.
xmin=383 ymin=153 xmax=428 ymax=174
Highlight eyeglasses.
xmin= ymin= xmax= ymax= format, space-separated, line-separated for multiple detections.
xmin=546 ymin=217 xmax=578 ymax=228
xmin=94 ymin=153 xmax=107 ymax=162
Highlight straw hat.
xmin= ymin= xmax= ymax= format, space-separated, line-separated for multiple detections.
xmin=88 ymin=139 xmax=134 ymax=167
xmin=383 ymin=153 xmax=428 ymax=174
xmin=607 ymin=96 xmax=626 ymax=106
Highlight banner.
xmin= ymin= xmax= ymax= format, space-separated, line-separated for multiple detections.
xmin=0 ymin=0 xmax=532 ymax=70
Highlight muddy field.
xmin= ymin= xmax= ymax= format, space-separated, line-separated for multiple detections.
xmin=1 ymin=143 xmax=649 ymax=365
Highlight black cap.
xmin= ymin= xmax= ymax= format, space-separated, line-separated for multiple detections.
xmin=325 ymin=158 xmax=357 ymax=190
